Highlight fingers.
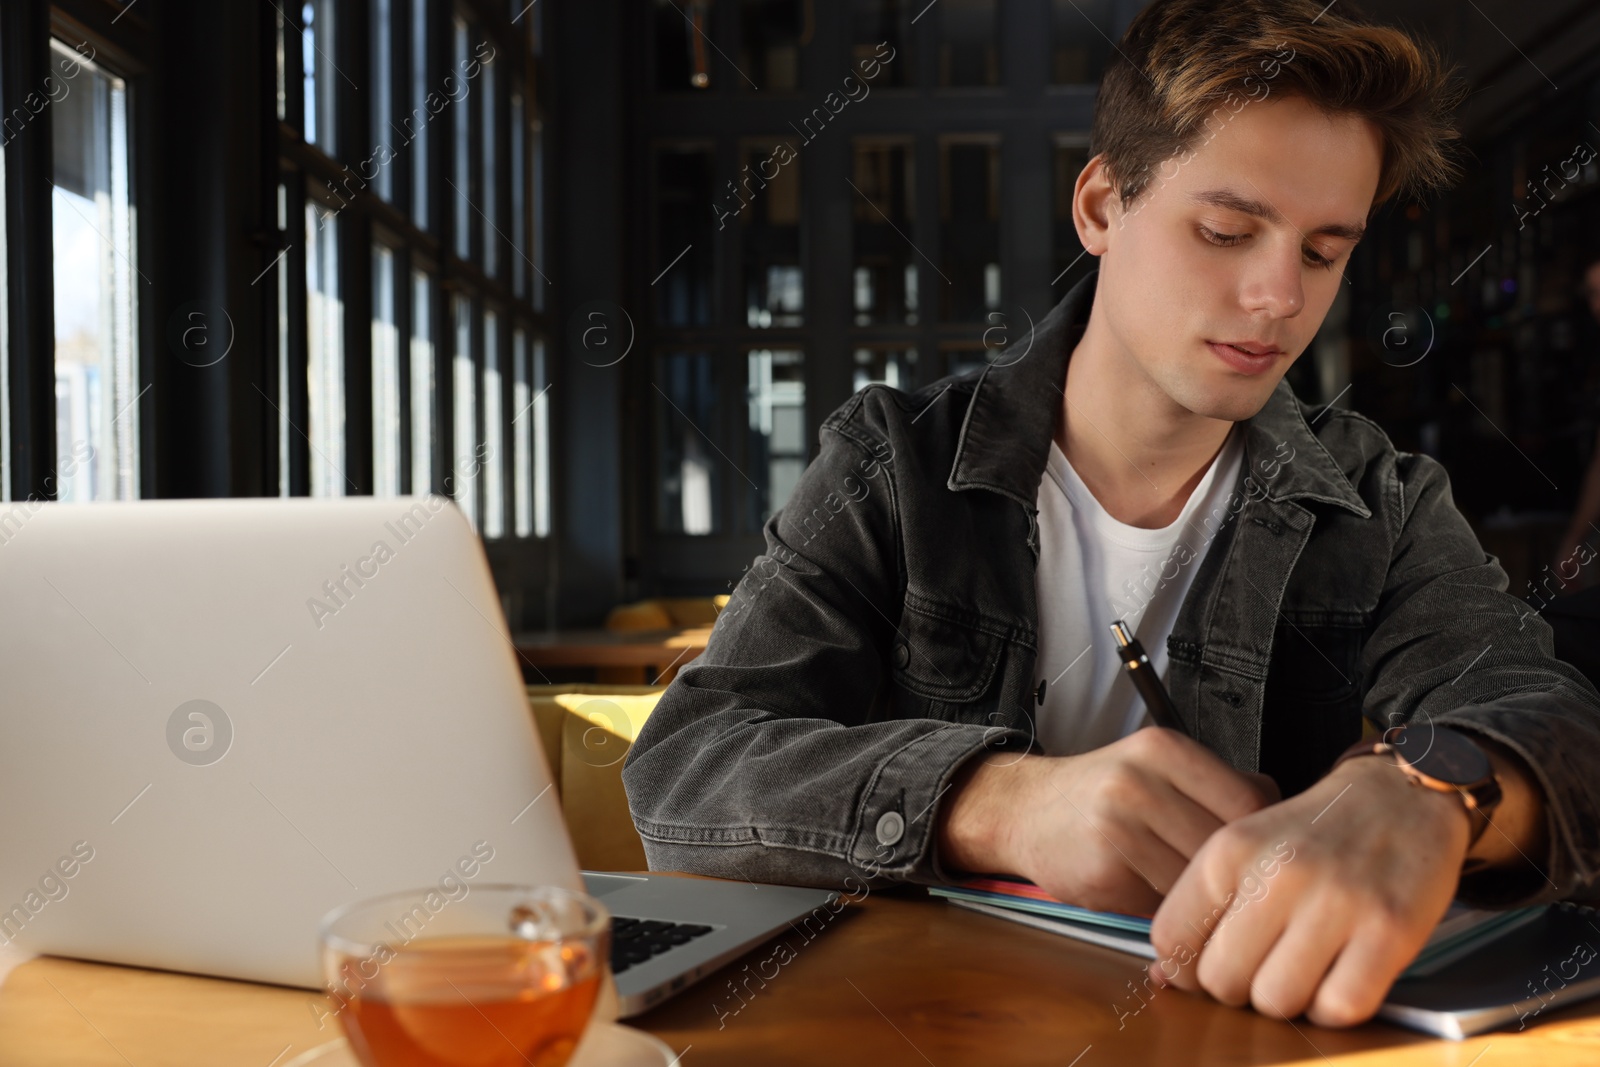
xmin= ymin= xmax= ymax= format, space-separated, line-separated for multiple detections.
xmin=1147 ymin=755 xmax=1467 ymax=1030
xmin=1055 ymin=788 xmax=1193 ymax=910
xmin=1079 ymin=862 xmax=1166 ymax=920
xmin=1111 ymin=827 xmax=1192 ymax=904
xmin=1122 ymin=728 xmax=1277 ymax=824
xmin=1148 ymin=841 xmax=1235 ymax=992
xmin=1247 ymin=771 xmax=1282 ymax=805
xmin=1242 ymin=901 xmax=1347 ymax=1019
xmin=1188 ymin=883 xmax=1291 ymax=1008
xmin=1305 ymin=919 xmax=1429 ymax=1028
xmin=1034 ymin=731 xmax=1281 ymax=919
xmin=1150 ymin=823 xmax=1298 ymax=994
xmin=1141 ymin=775 xmax=1228 ymax=860
xmin=1150 ymin=759 xmax=1452 ymax=1029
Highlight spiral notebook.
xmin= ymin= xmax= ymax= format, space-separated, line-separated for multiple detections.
xmin=930 ymin=878 xmax=1600 ymax=1039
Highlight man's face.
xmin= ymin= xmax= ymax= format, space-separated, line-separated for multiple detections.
xmin=1092 ymin=95 xmax=1384 ymax=423
xmin=1585 ymin=261 xmax=1600 ymax=323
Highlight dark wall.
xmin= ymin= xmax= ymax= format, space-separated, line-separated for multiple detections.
xmin=549 ymin=0 xmax=627 ymax=626
xmin=147 ymin=0 xmax=271 ymax=498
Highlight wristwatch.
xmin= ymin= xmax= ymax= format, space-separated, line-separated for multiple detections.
xmin=1332 ymin=725 xmax=1503 ymax=849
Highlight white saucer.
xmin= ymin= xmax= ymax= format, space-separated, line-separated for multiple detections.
xmin=280 ymin=1022 xmax=679 ymax=1067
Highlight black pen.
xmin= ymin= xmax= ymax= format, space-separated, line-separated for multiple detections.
xmin=1109 ymin=619 xmax=1185 ymax=734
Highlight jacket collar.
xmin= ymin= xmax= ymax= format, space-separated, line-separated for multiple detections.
xmin=947 ymin=269 xmax=1371 ymax=520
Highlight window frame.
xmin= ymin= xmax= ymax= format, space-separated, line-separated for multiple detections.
xmin=628 ymin=1 xmax=1095 ymax=592
xmin=0 ymin=4 xmax=154 ymax=503
xmin=269 ymin=0 xmax=555 ymax=624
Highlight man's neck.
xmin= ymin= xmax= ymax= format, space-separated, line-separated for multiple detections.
xmin=1056 ymin=311 xmax=1237 ymax=530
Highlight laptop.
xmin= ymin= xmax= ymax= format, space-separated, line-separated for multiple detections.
xmin=0 ymin=495 xmax=836 ymax=1016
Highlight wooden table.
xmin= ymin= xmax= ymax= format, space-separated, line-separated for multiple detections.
xmin=512 ymin=627 xmax=713 ymax=685
xmin=4 ymin=876 xmax=1599 ymax=1066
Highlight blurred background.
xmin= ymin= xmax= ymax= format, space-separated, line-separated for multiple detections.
xmin=3 ymin=0 xmax=1600 ymax=648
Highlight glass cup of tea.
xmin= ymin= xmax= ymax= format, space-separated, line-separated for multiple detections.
xmin=320 ymin=884 xmax=611 ymax=1067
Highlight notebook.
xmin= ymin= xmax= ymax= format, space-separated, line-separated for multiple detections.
xmin=930 ymin=877 xmax=1600 ymax=1038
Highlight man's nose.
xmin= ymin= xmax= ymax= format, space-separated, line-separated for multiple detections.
xmin=1241 ymin=242 xmax=1307 ymax=319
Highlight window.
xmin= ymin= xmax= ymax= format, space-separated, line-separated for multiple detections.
xmin=531 ymin=119 xmax=547 ymax=311
xmin=275 ymin=6 xmax=290 ymax=121
xmin=411 ymin=269 xmax=436 ymax=494
xmin=739 ymin=139 xmax=802 ymax=328
xmin=481 ymin=48 xmax=498 ymax=278
xmin=302 ymin=0 xmax=338 ymax=151
xmin=939 ymin=135 xmax=1002 ymax=321
xmin=852 ymin=0 xmax=914 ymax=87
xmin=632 ymin=5 xmax=1106 ymax=585
xmin=451 ymin=295 xmax=477 ymax=525
xmin=851 ymin=138 xmax=916 ymax=325
xmin=1051 ymin=0 xmax=1115 ymax=85
xmin=277 ymin=183 xmax=293 ymax=497
xmin=656 ymin=146 xmax=716 ymax=326
xmin=532 ymin=339 xmax=550 ymax=536
xmin=372 ymin=0 xmax=397 ymax=202
xmin=411 ymin=0 xmax=431 ymax=228
xmin=942 ymin=342 xmax=992 ymax=379
xmin=453 ymin=15 xmax=472 ymax=260
xmin=306 ymin=198 xmax=344 ymax=497
xmin=483 ymin=309 xmax=505 ymax=536
xmin=654 ymin=0 xmax=714 ymax=91
xmin=655 ymin=352 xmax=719 ymax=535
xmin=273 ymin=0 xmax=546 ymax=524
xmin=745 ymin=348 xmax=805 ymax=531
xmin=518 ymin=0 xmax=543 ymax=54
xmin=512 ymin=328 xmax=549 ymax=537
xmin=511 ymin=93 xmax=526 ymax=297
xmin=52 ymin=41 xmax=139 ymax=502
xmin=372 ymin=244 xmax=402 ymax=495
xmin=512 ymin=328 xmax=532 ymax=536
xmin=938 ymin=0 xmax=998 ymax=88
xmin=738 ymin=0 xmax=803 ymax=91
xmin=853 ymin=346 xmax=917 ymax=393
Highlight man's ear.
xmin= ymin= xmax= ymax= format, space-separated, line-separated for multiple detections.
xmin=1073 ymin=153 xmax=1121 ymax=258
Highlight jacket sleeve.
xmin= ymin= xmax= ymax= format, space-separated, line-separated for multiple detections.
xmin=1361 ymin=450 xmax=1600 ymax=906
xmin=621 ymin=397 xmax=1032 ymax=890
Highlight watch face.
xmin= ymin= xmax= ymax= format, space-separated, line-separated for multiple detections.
xmin=1393 ymin=725 xmax=1491 ymax=786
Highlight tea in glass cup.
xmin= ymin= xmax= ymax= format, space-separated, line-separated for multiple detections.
xmin=320 ymin=884 xmax=610 ymax=1067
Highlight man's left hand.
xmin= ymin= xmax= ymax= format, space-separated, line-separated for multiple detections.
xmin=1148 ymin=751 xmax=1471 ymax=1027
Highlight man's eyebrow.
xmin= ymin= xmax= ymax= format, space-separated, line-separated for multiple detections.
xmin=1188 ymin=188 xmax=1366 ymax=243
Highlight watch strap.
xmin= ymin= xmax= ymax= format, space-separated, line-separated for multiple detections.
xmin=1333 ymin=733 xmax=1500 ymax=849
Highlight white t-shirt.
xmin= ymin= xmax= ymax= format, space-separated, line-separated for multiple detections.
xmin=1033 ymin=428 xmax=1245 ymax=755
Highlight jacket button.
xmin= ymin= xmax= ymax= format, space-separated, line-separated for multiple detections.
xmin=875 ymin=810 xmax=905 ymax=846
xmin=1036 ymin=679 xmax=1047 ymax=705
xmin=892 ymin=642 xmax=910 ymax=669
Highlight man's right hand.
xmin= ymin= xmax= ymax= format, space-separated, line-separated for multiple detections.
xmin=935 ymin=728 xmax=1279 ymax=917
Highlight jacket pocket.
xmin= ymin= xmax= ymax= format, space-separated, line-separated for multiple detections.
xmin=890 ymin=594 xmax=1007 ymax=704
xmin=1261 ymin=621 xmax=1366 ymax=796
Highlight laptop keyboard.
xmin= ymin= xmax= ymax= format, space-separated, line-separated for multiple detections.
xmin=610 ymin=916 xmax=715 ymax=974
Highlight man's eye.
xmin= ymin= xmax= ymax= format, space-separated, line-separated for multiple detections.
xmin=1202 ymin=225 xmax=1339 ymax=272
xmin=1199 ymin=226 xmax=1246 ymax=247
xmin=1304 ymin=248 xmax=1337 ymax=271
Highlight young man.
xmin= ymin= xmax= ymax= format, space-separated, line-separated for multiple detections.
xmin=623 ymin=0 xmax=1600 ymax=1029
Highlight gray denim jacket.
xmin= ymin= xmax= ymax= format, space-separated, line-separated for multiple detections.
xmin=622 ymin=270 xmax=1600 ymax=908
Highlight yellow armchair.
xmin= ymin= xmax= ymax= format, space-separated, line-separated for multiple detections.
xmin=603 ymin=595 xmax=729 ymax=632
xmin=525 ymin=684 xmax=665 ymax=871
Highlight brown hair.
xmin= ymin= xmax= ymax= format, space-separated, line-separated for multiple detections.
xmin=1089 ymin=0 xmax=1466 ymax=210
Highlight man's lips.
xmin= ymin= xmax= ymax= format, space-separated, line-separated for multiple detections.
xmin=1211 ymin=340 xmax=1284 ymax=356
xmin=1206 ymin=340 xmax=1283 ymax=375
